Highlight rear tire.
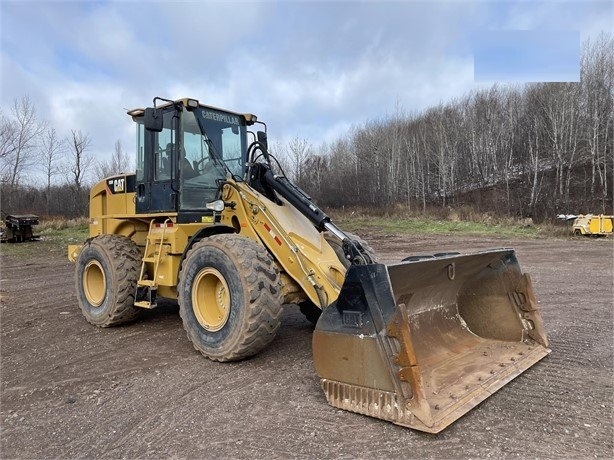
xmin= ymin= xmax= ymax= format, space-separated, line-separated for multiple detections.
xmin=75 ymin=235 xmax=141 ymax=327
xmin=178 ymin=234 xmax=283 ymax=361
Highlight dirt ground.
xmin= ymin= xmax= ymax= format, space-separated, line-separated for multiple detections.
xmin=1 ymin=233 xmax=612 ymax=459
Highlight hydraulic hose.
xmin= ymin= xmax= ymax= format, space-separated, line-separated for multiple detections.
xmin=262 ymin=169 xmax=331 ymax=232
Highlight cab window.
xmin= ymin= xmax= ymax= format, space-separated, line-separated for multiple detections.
xmin=153 ymin=111 xmax=175 ymax=181
xmin=135 ymin=120 xmax=145 ymax=181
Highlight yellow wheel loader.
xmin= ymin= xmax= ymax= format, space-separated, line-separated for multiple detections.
xmin=68 ymin=97 xmax=550 ymax=433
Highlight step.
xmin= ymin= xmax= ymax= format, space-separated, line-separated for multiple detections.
xmin=142 ymin=257 xmax=158 ymax=263
xmin=134 ymin=300 xmax=157 ymax=309
xmin=137 ymin=279 xmax=157 ymax=287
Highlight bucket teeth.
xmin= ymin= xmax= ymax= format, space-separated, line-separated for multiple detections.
xmin=320 ymin=341 xmax=550 ymax=433
xmin=320 ymin=380 xmax=409 ymax=425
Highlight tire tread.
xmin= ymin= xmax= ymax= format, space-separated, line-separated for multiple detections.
xmin=178 ymin=234 xmax=283 ymax=361
xmin=76 ymin=234 xmax=141 ymax=327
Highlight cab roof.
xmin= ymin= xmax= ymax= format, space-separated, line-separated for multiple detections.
xmin=127 ymin=98 xmax=257 ymax=124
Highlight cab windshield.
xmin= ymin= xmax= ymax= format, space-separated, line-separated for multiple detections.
xmin=180 ymin=108 xmax=247 ymax=210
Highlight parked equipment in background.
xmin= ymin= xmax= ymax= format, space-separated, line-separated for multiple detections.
xmin=68 ymin=97 xmax=550 ymax=433
xmin=572 ymin=214 xmax=613 ymax=236
xmin=1 ymin=214 xmax=39 ymax=243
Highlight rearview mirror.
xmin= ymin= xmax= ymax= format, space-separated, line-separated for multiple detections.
xmin=144 ymin=108 xmax=163 ymax=132
xmin=257 ymin=131 xmax=268 ymax=150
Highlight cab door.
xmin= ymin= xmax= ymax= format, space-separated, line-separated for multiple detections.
xmin=136 ymin=108 xmax=179 ymax=213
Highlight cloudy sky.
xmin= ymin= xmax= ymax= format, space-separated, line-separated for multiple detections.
xmin=1 ymin=0 xmax=612 ymax=180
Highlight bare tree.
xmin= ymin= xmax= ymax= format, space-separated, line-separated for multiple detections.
xmin=0 ymin=110 xmax=16 ymax=158
xmin=0 ymin=96 xmax=46 ymax=187
xmin=0 ymin=109 xmax=17 ymax=181
xmin=286 ymin=137 xmax=312 ymax=186
xmin=525 ymin=110 xmax=543 ymax=213
xmin=321 ymin=136 xmax=354 ymax=206
xmin=66 ymin=129 xmax=93 ymax=189
xmin=500 ymin=88 xmax=522 ymax=213
xmin=537 ymin=82 xmax=581 ymax=205
xmin=94 ymin=139 xmax=132 ymax=180
xmin=581 ymin=33 xmax=614 ymax=209
xmin=267 ymin=139 xmax=291 ymax=175
xmin=303 ymin=150 xmax=328 ymax=194
xmin=413 ymin=118 xmax=432 ymax=212
xmin=39 ymin=127 xmax=65 ymax=214
xmin=352 ymin=122 xmax=382 ymax=206
xmin=65 ymin=129 xmax=93 ymax=216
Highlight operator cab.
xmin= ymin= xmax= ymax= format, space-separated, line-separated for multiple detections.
xmin=129 ymin=98 xmax=256 ymax=223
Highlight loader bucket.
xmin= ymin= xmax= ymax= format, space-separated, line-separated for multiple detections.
xmin=313 ymin=249 xmax=550 ymax=433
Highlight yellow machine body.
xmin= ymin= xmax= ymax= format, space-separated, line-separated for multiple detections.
xmin=69 ymin=175 xmax=345 ymax=306
xmin=69 ymin=97 xmax=550 ymax=433
xmin=572 ymin=214 xmax=613 ymax=235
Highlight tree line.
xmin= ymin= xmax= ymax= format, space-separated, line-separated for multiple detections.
xmin=0 ymin=96 xmax=130 ymax=217
xmin=276 ymin=34 xmax=613 ymax=221
xmin=2 ymin=34 xmax=612 ymax=222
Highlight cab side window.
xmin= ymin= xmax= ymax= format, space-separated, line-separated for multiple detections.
xmin=154 ymin=111 xmax=175 ymax=181
xmin=135 ymin=120 xmax=145 ymax=181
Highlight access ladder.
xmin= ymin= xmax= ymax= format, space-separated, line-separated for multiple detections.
xmin=135 ymin=219 xmax=171 ymax=308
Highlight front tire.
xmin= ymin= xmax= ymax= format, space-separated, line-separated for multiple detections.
xmin=178 ymin=235 xmax=283 ymax=361
xmin=75 ymin=235 xmax=141 ymax=327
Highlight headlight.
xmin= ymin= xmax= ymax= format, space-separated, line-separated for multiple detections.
xmin=206 ymin=200 xmax=225 ymax=212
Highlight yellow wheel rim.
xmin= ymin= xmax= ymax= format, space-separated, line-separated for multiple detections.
xmin=192 ymin=268 xmax=231 ymax=332
xmin=83 ymin=260 xmax=106 ymax=307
